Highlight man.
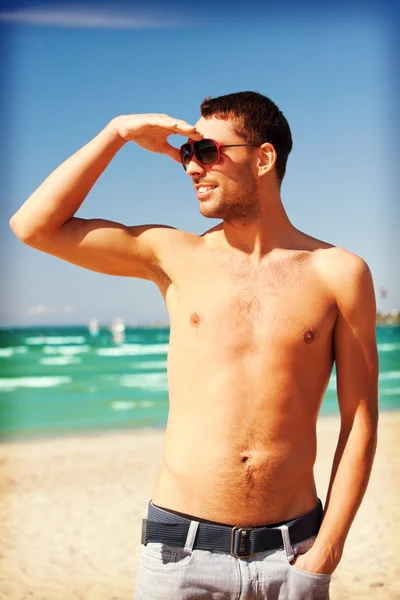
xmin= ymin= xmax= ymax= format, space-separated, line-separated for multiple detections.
xmin=10 ymin=92 xmax=378 ymax=599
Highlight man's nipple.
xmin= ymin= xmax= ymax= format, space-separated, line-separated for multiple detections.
xmin=190 ymin=313 xmax=201 ymax=327
xmin=303 ymin=329 xmax=316 ymax=344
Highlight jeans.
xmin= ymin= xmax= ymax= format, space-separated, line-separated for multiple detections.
xmin=134 ymin=501 xmax=331 ymax=599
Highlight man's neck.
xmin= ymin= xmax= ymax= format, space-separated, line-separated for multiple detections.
xmin=221 ymin=197 xmax=298 ymax=258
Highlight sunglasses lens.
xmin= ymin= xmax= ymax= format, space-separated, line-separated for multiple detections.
xmin=180 ymin=144 xmax=192 ymax=170
xmin=196 ymin=139 xmax=219 ymax=165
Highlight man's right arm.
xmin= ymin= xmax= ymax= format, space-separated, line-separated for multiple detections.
xmin=9 ymin=114 xmax=201 ymax=281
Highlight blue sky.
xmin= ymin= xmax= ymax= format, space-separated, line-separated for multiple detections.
xmin=1 ymin=1 xmax=399 ymax=326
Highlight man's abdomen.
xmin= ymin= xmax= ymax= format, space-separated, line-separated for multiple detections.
xmin=152 ymin=413 xmax=319 ymax=526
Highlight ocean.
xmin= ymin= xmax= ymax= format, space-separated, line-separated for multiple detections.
xmin=0 ymin=324 xmax=399 ymax=441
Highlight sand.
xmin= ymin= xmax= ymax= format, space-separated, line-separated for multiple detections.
xmin=0 ymin=412 xmax=399 ymax=600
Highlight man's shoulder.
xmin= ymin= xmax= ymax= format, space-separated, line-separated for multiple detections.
xmin=314 ymin=245 xmax=369 ymax=277
xmin=296 ymin=232 xmax=369 ymax=275
xmin=313 ymin=245 xmax=373 ymax=303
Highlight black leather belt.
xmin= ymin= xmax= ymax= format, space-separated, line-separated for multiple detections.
xmin=142 ymin=499 xmax=323 ymax=558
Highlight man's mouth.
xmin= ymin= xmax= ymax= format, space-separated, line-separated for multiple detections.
xmin=196 ymin=185 xmax=217 ymax=200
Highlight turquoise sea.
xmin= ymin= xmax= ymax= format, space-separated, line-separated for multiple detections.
xmin=0 ymin=325 xmax=399 ymax=441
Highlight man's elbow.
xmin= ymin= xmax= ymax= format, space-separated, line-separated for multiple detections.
xmin=9 ymin=215 xmax=42 ymax=245
xmin=9 ymin=214 xmax=28 ymax=241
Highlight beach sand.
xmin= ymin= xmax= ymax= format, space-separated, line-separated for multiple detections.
xmin=0 ymin=412 xmax=399 ymax=600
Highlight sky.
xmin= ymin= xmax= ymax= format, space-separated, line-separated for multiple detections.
xmin=1 ymin=0 xmax=399 ymax=327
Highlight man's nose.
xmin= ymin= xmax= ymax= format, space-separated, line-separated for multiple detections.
xmin=185 ymin=154 xmax=206 ymax=177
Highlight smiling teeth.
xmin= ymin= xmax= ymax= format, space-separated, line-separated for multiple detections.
xmin=199 ymin=186 xmax=215 ymax=193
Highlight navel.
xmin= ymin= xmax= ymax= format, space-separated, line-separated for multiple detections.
xmin=190 ymin=313 xmax=201 ymax=327
xmin=303 ymin=329 xmax=316 ymax=344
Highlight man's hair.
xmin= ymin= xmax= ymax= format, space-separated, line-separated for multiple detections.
xmin=200 ymin=91 xmax=293 ymax=184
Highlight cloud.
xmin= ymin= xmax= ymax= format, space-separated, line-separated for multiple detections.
xmin=0 ymin=6 xmax=184 ymax=29
xmin=27 ymin=305 xmax=74 ymax=315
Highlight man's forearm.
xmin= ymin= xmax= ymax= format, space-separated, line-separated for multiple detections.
xmin=10 ymin=119 xmax=126 ymax=240
xmin=312 ymin=407 xmax=378 ymax=569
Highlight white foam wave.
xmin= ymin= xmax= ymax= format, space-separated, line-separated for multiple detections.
xmin=40 ymin=357 xmax=82 ymax=366
xmin=25 ymin=336 xmax=87 ymax=345
xmin=0 ymin=348 xmax=13 ymax=358
xmin=379 ymin=388 xmax=400 ymax=396
xmin=112 ymin=401 xmax=136 ymax=410
xmin=120 ymin=373 xmax=167 ymax=389
xmin=111 ymin=400 xmax=155 ymax=411
xmin=0 ymin=346 xmax=28 ymax=358
xmin=133 ymin=360 xmax=168 ymax=370
xmin=0 ymin=376 xmax=72 ymax=392
xmin=97 ymin=343 xmax=169 ymax=357
xmin=377 ymin=343 xmax=400 ymax=352
xmin=43 ymin=345 xmax=90 ymax=355
xmin=379 ymin=371 xmax=400 ymax=380
xmin=104 ymin=372 xmax=167 ymax=391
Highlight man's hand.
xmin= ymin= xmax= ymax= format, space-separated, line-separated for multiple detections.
xmin=110 ymin=113 xmax=203 ymax=163
xmin=290 ymin=545 xmax=340 ymax=575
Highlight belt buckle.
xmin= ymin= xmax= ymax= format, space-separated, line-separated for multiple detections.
xmin=231 ymin=526 xmax=252 ymax=558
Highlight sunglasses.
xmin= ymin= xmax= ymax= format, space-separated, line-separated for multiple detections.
xmin=180 ymin=138 xmax=261 ymax=171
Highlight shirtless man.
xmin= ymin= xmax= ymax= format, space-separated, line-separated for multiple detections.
xmin=10 ymin=91 xmax=378 ymax=599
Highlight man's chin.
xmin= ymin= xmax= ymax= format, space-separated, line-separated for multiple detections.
xmin=199 ymin=204 xmax=222 ymax=219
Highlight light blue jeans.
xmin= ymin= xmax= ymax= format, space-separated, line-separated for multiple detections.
xmin=135 ymin=502 xmax=332 ymax=599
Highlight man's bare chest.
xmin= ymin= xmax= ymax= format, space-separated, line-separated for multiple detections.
xmin=165 ymin=254 xmax=337 ymax=350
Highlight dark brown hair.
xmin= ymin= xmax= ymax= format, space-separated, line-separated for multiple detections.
xmin=200 ymin=91 xmax=293 ymax=184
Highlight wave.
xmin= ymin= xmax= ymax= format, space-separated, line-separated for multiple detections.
xmin=0 ymin=346 xmax=28 ymax=358
xmin=133 ymin=360 xmax=168 ymax=370
xmin=97 ymin=344 xmax=169 ymax=357
xmin=379 ymin=388 xmax=400 ymax=396
xmin=40 ymin=357 xmax=82 ymax=366
xmin=25 ymin=336 xmax=87 ymax=345
xmin=377 ymin=343 xmax=400 ymax=352
xmin=111 ymin=400 xmax=155 ymax=411
xmin=379 ymin=371 xmax=400 ymax=380
xmin=103 ymin=372 xmax=168 ymax=391
xmin=43 ymin=345 xmax=90 ymax=355
xmin=0 ymin=376 xmax=72 ymax=392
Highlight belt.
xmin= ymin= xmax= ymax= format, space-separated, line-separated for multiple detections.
xmin=141 ymin=499 xmax=323 ymax=558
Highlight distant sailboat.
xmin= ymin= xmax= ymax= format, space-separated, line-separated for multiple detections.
xmin=88 ymin=318 xmax=99 ymax=336
xmin=110 ymin=317 xmax=125 ymax=345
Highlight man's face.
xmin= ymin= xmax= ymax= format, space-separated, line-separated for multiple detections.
xmin=185 ymin=116 xmax=260 ymax=224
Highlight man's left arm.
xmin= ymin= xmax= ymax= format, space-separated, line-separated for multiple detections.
xmin=294 ymin=253 xmax=379 ymax=574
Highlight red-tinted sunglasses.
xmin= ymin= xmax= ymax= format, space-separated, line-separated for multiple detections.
xmin=180 ymin=138 xmax=261 ymax=171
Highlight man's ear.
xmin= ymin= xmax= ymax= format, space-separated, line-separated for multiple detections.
xmin=257 ymin=143 xmax=276 ymax=177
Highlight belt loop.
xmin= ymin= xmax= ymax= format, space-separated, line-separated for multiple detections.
xmin=184 ymin=520 xmax=199 ymax=552
xmin=141 ymin=519 xmax=147 ymax=545
xmin=279 ymin=524 xmax=294 ymax=562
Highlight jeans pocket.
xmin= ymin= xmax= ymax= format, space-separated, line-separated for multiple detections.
xmin=140 ymin=543 xmax=194 ymax=571
xmin=280 ymin=549 xmax=332 ymax=581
